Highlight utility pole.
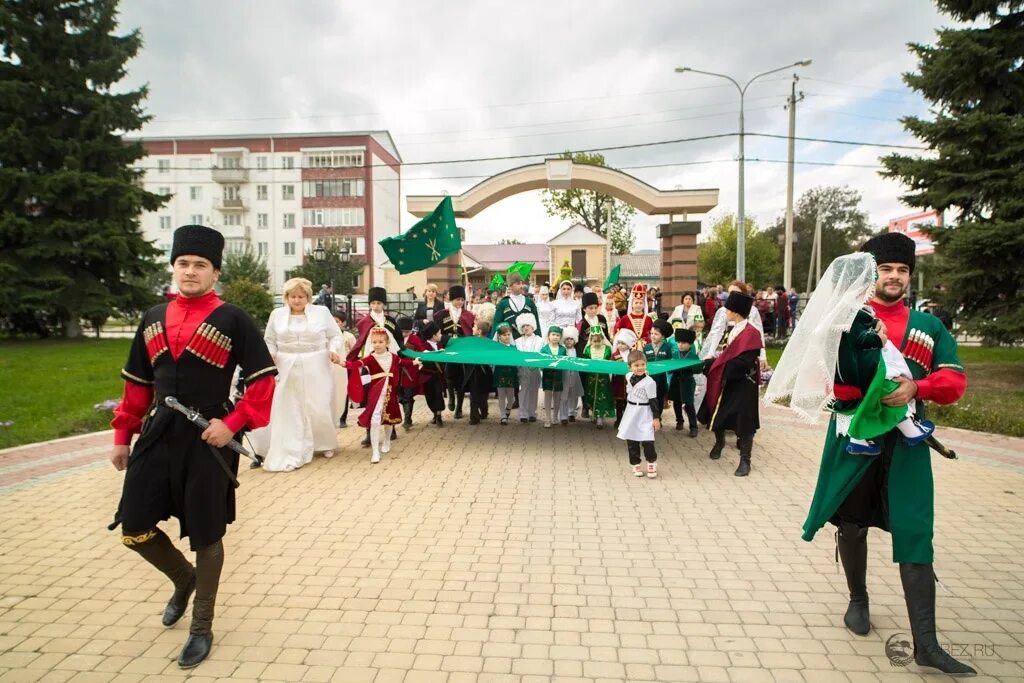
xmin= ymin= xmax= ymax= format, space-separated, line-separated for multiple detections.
xmin=806 ymin=210 xmax=822 ymax=293
xmin=783 ymin=75 xmax=804 ymax=292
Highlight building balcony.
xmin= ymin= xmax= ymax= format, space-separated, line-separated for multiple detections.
xmin=213 ymin=197 xmax=247 ymax=211
xmin=218 ymin=224 xmax=251 ymax=240
xmin=211 ymin=167 xmax=249 ymax=183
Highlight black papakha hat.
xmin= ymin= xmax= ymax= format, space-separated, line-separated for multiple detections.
xmin=397 ymin=316 xmax=413 ymax=331
xmin=419 ymin=320 xmax=439 ymax=339
xmin=368 ymin=287 xmax=387 ymax=304
xmin=652 ymin=319 xmax=673 ymax=338
xmin=170 ymin=225 xmax=224 ymax=270
xmin=860 ymin=232 xmax=916 ymax=272
xmin=449 ymin=285 xmax=467 ymax=301
xmin=675 ymin=328 xmax=696 ymax=344
xmin=581 ymin=292 xmax=600 ymax=308
xmin=724 ymin=291 xmax=754 ymax=318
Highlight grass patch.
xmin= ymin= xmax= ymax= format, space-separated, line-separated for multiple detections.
xmin=765 ymin=345 xmax=1024 ymax=437
xmin=0 ymin=338 xmax=131 ymax=449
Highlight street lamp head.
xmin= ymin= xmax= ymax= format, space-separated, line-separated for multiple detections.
xmin=312 ymin=244 xmax=326 ymax=263
xmin=674 ymin=67 xmax=690 ymax=73
xmin=797 ymin=59 xmax=812 ymax=67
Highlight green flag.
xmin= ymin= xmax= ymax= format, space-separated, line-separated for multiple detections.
xmin=602 ymin=264 xmax=621 ymax=291
xmin=380 ymin=196 xmax=461 ymax=274
xmin=506 ymin=261 xmax=534 ymax=279
xmin=488 ymin=273 xmax=505 ymax=291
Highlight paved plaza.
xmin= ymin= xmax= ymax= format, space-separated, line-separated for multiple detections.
xmin=0 ymin=404 xmax=1022 ymax=682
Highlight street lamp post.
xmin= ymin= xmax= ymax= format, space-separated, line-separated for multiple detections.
xmin=338 ymin=241 xmax=352 ymax=319
xmin=674 ymin=59 xmax=811 ymax=282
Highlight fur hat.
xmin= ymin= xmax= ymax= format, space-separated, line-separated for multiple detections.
xmin=170 ymin=224 xmax=224 ymax=270
xmin=724 ymin=291 xmax=754 ymax=318
xmin=474 ymin=301 xmax=496 ymax=325
xmin=613 ymin=328 xmax=638 ymax=348
xmin=652 ymin=319 xmax=673 ymax=338
xmin=581 ymin=292 xmax=600 ymax=308
xmin=861 ymin=232 xmax=916 ymax=272
xmin=368 ymin=286 xmax=387 ymax=304
xmin=397 ymin=316 xmax=413 ymax=331
xmin=674 ymin=328 xmax=696 ymax=344
xmin=561 ymin=326 xmax=579 ymax=341
xmin=449 ymin=284 xmax=466 ymax=301
xmin=418 ymin=321 xmax=439 ymax=340
xmin=515 ymin=313 xmax=536 ymax=332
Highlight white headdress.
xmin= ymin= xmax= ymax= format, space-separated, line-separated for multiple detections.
xmin=764 ymin=252 xmax=877 ymax=422
xmin=515 ymin=312 xmax=537 ymax=331
xmin=561 ymin=325 xmax=579 ymax=341
xmin=613 ymin=328 xmax=637 ymax=349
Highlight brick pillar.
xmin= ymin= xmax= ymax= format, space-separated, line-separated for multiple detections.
xmin=658 ymin=221 xmax=701 ymax=304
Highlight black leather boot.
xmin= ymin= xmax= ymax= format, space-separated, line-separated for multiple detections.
xmin=735 ymin=435 xmax=752 ymax=476
xmin=361 ymin=428 xmax=370 ymax=448
xmin=178 ymin=540 xmax=224 ymax=669
xmin=402 ymin=402 xmax=413 ymax=431
xmin=447 ymin=390 xmax=456 ymax=412
xmin=709 ymin=431 xmax=725 ymax=460
xmin=836 ymin=523 xmax=870 ymax=635
xmin=900 ymin=563 xmax=977 ymax=675
xmin=122 ymin=528 xmax=195 ymax=628
xmin=454 ymin=394 xmax=464 ymax=420
xmin=435 ymin=411 xmax=444 ymax=427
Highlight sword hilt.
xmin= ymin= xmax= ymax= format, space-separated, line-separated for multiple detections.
xmin=164 ymin=396 xmax=257 ymax=462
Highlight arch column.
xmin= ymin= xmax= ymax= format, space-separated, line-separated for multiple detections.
xmin=658 ymin=221 xmax=701 ymax=303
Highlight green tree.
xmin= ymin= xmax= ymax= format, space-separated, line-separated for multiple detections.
xmin=698 ymin=215 xmax=779 ymax=287
xmin=286 ymin=244 xmax=364 ymax=296
xmin=880 ymin=0 xmax=1024 ymax=344
xmin=498 ymin=238 xmax=523 ymax=245
xmin=222 ymin=277 xmax=273 ymax=327
xmin=221 ymin=247 xmax=270 ymax=288
xmin=0 ymin=0 xmax=166 ymax=338
xmin=540 ymin=151 xmax=637 ymax=255
xmin=763 ymin=186 xmax=875 ymax=291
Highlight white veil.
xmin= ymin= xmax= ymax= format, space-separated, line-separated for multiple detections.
xmin=763 ymin=252 xmax=877 ymax=422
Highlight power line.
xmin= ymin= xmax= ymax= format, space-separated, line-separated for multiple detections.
xmin=801 ymin=76 xmax=917 ymax=97
xmin=747 ymin=132 xmax=926 ymax=150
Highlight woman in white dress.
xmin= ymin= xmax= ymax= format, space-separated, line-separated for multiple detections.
xmin=668 ymin=292 xmax=703 ymax=329
xmin=535 ymin=286 xmax=554 ymax=338
xmin=252 ymin=278 xmax=343 ymax=472
xmin=550 ymin=280 xmax=582 ymax=331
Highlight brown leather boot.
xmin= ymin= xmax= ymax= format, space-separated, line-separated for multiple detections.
xmin=178 ymin=540 xmax=223 ymax=669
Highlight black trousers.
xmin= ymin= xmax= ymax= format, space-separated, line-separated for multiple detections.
xmin=626 ymin=440 xmax=657 ymax=465
xmin=469 ymin=387 xmax=490 ymax=421
xmin=422 ymin=377 xmax=445 ymax=413
xmin=673 ymin=399 xmax=697 ymax=429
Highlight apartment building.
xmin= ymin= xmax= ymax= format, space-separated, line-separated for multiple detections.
xmin=135 ymin=131 xmax=401 ymax=293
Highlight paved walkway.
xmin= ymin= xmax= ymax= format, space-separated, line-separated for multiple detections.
xmin=0 ymin=405 xmax=1022 ymax=682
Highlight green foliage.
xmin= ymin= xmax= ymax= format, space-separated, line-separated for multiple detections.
xmin=286 ymin=245 xmax=364 ymax=296
xmin=540 ymin=151 xmax=637 ymax=255
xmin=880 ymin=0 xmax=1024 ymax=343
xmin=221 ymin=277 xmax=273 ymax=326
xmin=0 ymin=0 xmax=166 ymax=338
xmin=763 ymin=186 xmax=875 ymax=291
xmin=221 ymin=247 xmax=271 ymax=288
xmin=498 ymin=238 xmax=523 ymax=245
xmin=698 ymin=215 xmax=780 ymax=287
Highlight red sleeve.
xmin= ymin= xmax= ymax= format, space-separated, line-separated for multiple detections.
xmin=915 ymin=368 xmax=967 ymax=405
xmin=111 ymin=382 xmax=155 ymax=446
xmin=222 ymin=374 xmax=275 ymax=433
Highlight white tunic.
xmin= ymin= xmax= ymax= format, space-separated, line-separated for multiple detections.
xmin=550 ymin=295 xmax=581 ymax=331
xmin=536 ymin=299 xmax=554 ymax=337
xmin=616 ymin=373 xmax=658 ymax=442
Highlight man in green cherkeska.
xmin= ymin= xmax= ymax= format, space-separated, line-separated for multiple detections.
xmin=767 ymin=232 xmax=974 ymax=676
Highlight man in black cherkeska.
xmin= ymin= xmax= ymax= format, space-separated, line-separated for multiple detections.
xmin=109 ymin=225 xmax=277 ymax=668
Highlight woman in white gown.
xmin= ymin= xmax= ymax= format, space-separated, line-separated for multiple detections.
xmin=550 ymin=280 xmax=582 ymax=331
xmin=251 ymin=277 xmax=343 ymax=472
xmin=535 ymin=285 xmax=554 ymax=338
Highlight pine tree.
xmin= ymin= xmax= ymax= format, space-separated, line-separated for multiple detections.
xmin=0 ymin=0 xmax=165 ymax=337
xmin=881 ymin=0 xmax=1024 ymax=343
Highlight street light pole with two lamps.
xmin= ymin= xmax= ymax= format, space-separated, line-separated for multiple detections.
xmin=312 ymin=239 xmax=353 ymax=316
xmin=674 ymin=59 xmax=811 ymax=282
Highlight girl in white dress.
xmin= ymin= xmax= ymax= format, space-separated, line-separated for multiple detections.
xmin=559 ymin=326 xmax=584 ymax=424
xmin=513 ymin=314 xmax=544 ymax=422
xmin=535 ymin=286 xmax=554 ymax=337
xmin=253 ymin=278 xmax=343 ymax=472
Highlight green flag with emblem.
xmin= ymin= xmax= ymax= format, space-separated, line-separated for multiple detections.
xmin=380 ymin=196 xmax=461 ymax=274
xmin=506 ymin=261 xmax=534 ymax=279
xmin=602 ymin=264 xmax=621 ymax=290
xmin=488 ymin=273 xmax=505 ymax=291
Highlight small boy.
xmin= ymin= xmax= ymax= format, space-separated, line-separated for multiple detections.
xmin=540 ymin=325 xmax=566 ymax=428
xmin=617 ymin=350 xmax=662 ymax=478
xmin=611 ymin=328 xmax=637 ymax=428
xmin=464 ymin=320 xmax=493 ymax=425
xmin=670 ymin=328 xmax=700 ymax=437
xmin=582 ymin=325 xmax=615 ymax=429
xmin=513 ymin=314 xmax=544 ymax=422
xmin=397 ymin=316 xmax=417 ymax=431
xmin=559 ymin=326 xmax=583 ymax=424
xmin=644 ymin=319 xmax=674 ymax=421
xmin=332 ymin=311 xmax=357 ymax=428
xmin=691 ymin=312 xmax=708 ymax=411
xmin=406 ymin=321 xmax=446 ymax=427
xmin=493 ymin=322 xmax=518 ymax=425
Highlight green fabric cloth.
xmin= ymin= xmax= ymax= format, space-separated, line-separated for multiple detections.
xmin=847 ymin=359 xmax=907 ymax=440
xmin=582 ymin=344 xmax=615 ymax=417
xmin=402 ymin=336 xmax=703 ymax=376
xmin=380 ymin=196 xmax=460 ymax=274
xmin=506 ymin=261 xmax=534 ymax=279
xmin=802 ymin=309 xmax=963 ymax=564
xmin=488 ymin=273 xmax=505 ymax=291
xmin=541 ymin=344 xmax=566 ymax=391
xmin=602 ymin=265 xmax=621 ymax=291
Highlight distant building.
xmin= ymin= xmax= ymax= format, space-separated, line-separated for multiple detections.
xmin=133 ymin=131 xmax=401 ymax=293
xmin=611 ymin=251 xmax=662 ymax=288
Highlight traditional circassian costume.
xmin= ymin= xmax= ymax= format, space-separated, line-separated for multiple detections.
xmin=698 ymin=291 xmax=762 ymax=477
xmin=613 ymin=283 xmax=653 ymax=349
xmin=669 ymin=328 xmax=700 ymax=436
xmin=610 ymin=328 xmax=637 ymax=426
xmin=404 ymin=320 xmax=447 ymax=426
xmin=776 ymin=233 xmax=974 ymax=676
xmin=577 ymin=291 xmax=611 ymax=420
xmin=435 ymin=285 xmax=476 ymax=419
xmin=643 ymin=319 xmax=675 ymax=421
xmin=110 ymin=225 xmax=277 ymax=669
xmin=348 ymin=287 xmax=404 ymax=448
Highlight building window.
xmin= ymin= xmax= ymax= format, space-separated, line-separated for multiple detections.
xmin=256 ymin=156 xmax=268 ymax=170
xmin=159 ymin=216 xmax=172 ymax=230
xmin=190 ymin=158 xmax=202 ymax=170
xmin=302 ymin=150 xmax=365 ymax=168
xmin=157 ymin=159 xmax=170 ymax=173
xmin=224 ymin=185 xmax=240 ymax=200
xmin=302 ymin=207 xmax=364 ymax=227
xmin=257 ymin=213 xmax=268 ymax=228
xmin=256 ymin=185 xmax=268 ymax=200
xmin=189 ymin=186 xmax=202 ymax=201
xmin=190 ymin=214 xmax=203 ymax=225
xmin=302 ymin=178 xmax=365 ymax=198
xmin=161 ymin=243 xmax=172 ymax=257
xmin=284 ymin=242 xmax=296 ymax=256
xmin=571 ymin=249 xmax=587 ymax=278
xmin=223 ymin=214 xmax=241 ymax=226
xmin=281 ymin=156 xmax=294 ymax=170
xmin=157 ymin=186 xmax=171 ymax=196
xmin=282 ymin=184 xmax=295 ymax=200
xmin=282 ymin=213 xmax=295 ymax=229
xmin=217 ymin=156 xmax=241 ymax=169
xmin=258 ymin=242 xmax=269 ymax=257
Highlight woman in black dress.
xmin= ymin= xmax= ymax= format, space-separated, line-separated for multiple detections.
xmin=413 ymin=283 xmax=445 ymax=332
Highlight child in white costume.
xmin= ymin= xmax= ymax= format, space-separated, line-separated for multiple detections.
xmin=617 ymin=350 xmax=662 ymax=478
xmin=513 ymin=313 xmax=544 ymax=422
xmin=559 ymin=326 xmax=584 ymax=424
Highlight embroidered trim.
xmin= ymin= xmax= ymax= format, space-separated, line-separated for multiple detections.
xmin=121 ymin=368 xmax=154 ymax=386
xmin=245 ymin=365 xmax=277 ymax=383
xmin=185 ymin=323 xmax=233 ymax=369
xmin=122 ymin=530 xmax=157 ymax=546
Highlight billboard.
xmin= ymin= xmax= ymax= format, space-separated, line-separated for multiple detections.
xmin=887 ymin=210 xmax=941 ymax=256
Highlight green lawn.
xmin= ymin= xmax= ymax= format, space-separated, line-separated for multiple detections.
xmin=0 ymin=338 xmax=131 ymax=449
xmin=0 ymin=339 xmax=1021 ymax=449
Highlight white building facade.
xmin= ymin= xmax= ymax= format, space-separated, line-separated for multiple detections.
xmin=136 ymin=131 xmax=402 ymax=293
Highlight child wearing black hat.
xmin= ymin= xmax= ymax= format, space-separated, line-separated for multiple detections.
xmin=643 ymin=319 xmax=675 ymax=421
xmin=405 ymin=320 xmax=446 ymax=426
xmin=670 ymin=328 xmax=700 ymax=437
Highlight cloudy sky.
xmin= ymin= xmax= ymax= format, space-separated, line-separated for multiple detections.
xmin=118 ymin=0 xmax=950 ymax=250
